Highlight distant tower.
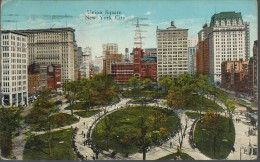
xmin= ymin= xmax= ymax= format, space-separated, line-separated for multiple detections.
xmin=134 ymin=19 xmax=142 ymax=48
xmin=124 ymin=48 xmax=129 ymax=62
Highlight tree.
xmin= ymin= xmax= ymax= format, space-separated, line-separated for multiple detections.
xmin=76 ymin=78 xmax=92 ymax=109
xmin=225 ymin=99 xmax=235 ymax=132
xmin=195 ymin=74 xmax=211 ymax=117
xmin=202 ymin=110 xmax=222 ymax=156
xmin=62 ymin=81 xmax=80 ymax=115
xmin=158 ymin=76 xmax=172 ymax=94
xmin=127 ymin=76 xmax=139 ymax=87
xmin=0 ymin=106 xmax=22 ymax=157
xmin=176 ymin=118 xmax=188 ymax=151
xmin=135 ymin=114 xmax=152 ymax=160
xmin=27 ymin=88 xmax=56 ymax=157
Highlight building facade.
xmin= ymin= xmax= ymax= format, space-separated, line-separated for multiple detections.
xmin=196 ymin=23 xmax=209 ymax=75
xmin=253 ymin=40 xmax=258 ymax=100
xmin=207 ymin=12 xmax=250 ymax=83
xmin=92 ymin=56 xmax=104 ymax=73
xmin=221 ymin=60 xmax=249 ymax=94
xmin=111 ymin=48 xmax=157 ymax=83
xmin=80 ymin=47 xmax=91 ymax=78
xmin=1 ymin=30 xmax=28 ymax=106
xmin=188 ymin=46 xmax=196 ymax=74
xmin=103 ymin=53 xmax=123 ymax=75
xmin=156 ymin=21 xmax=188 ymax=79
xmin=144 ymin=48 xmax=157 ymax=57
xmin=47 ymin=64 xmax=61 ymax=90
xmin=28 ymin=63 xmax=40 ymax=94
xmin=16 ymin=28 xmax=77 ymax=83
xmin=102 ymin=43 xmax=118 ymax=56
xmin=111 ymin=63 xmax=133 ymax=83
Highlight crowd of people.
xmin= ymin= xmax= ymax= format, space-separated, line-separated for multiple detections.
xmin=188 ymin=118 xmax=199 ymax=149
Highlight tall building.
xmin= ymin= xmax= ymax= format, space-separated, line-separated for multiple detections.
xmin=103 ymin=53 xmax=123 ymax=75
xmin=1 ymin=30 xmax=28 ymax=106
xmin=144 ymin=48 xmax=157 ymax=57
xmin=253 ymin=40 xmax=258 ymax=100
xmin=134 ymin=19 xmax=142 ymax=48
xmin=188 ymin=46 xmax=196 ymax=74
xmin=92 ymin=56 xmax=104 ymax=73
xmin=196 ymin=23 xmax=209 ymax=75
xmin=156 ymin=21 xmax=188 ymax=79
xmin=15 ymin=28 xmax=77 ymax=83
xmin=207 ymin=12 xmax=250 ymax=84
xmin=80 ymin=47 xmax=92 ymax=78
xmin=102 ymin=43 xmax=118 ymax=56
xmin=188 ymin=37 xmax=198 ymax=47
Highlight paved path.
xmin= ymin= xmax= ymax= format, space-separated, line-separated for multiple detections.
xmin=12 ymin=97 xmax=257 ymax=160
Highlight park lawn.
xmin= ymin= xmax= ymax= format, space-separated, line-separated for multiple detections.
xmin=50 ymin=113 xmax=79 ymax=128
xmin=185 ymin=111 xmax=202 ymax=119
xmin=65 ymin=102 xmax=86 ymax=110
xmin=157 ymin=152 xmax=194 ymax=160
xmin=23 ymin=128 xmax=77 ymax=160
xmin=25 ymin=113 xmax=79 ymax=131
xmin=92 ymin=106 xmax=180 ymax=154
xmin=74 ymin=109 xmax=102 ymax=118
xmin=184 ymin=94 xmax=223 ymax=112
xmin=193 ymin=116 xmax=235 ymax=159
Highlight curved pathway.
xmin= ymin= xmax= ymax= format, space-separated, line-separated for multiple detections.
xmin=12 ymin=97 xmax=257 ymax=160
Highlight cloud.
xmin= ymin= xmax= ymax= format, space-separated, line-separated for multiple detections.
xmin=145 ymin=11 xmax=151 ymax=15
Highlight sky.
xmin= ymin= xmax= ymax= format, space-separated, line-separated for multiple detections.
xmin=1 ymin=0 xmax=258 ymax=57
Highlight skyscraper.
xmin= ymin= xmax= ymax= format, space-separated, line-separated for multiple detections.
xmin=80 ymin=47 xmax=92 ymax=78
xmin=207 ymin=12 xmax=250 ymax=84
xmin=156 ymin=21 xmax=188 ymax=79
xmin=15 ymin=28 xmax=77 ymax=83
xmin=102 ymin=43 xmax=118 ymax=56
xmin=1 ymin=30 xmax=28 ymax=106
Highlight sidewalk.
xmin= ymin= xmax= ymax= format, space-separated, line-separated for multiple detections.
xmin=12 ymin=97 xmax=257 ymax=160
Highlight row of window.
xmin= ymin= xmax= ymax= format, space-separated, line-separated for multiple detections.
xmin=2 ymin=70 xmax=27 ymax=75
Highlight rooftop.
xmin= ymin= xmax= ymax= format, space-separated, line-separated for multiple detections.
xmin=210 ymin=11 xmax=243 ymax=26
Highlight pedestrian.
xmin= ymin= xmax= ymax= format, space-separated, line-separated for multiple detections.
xmin=83 ymin=121 xmax=85 ymax=126
xmin=170 ymin=141 xmax=173 ymax=148
xmin=92 ymin=155 xmax=95 ymax=160
xmin=85 ymin=154 xmax=88 ymax=160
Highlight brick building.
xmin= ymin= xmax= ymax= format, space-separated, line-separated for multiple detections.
xmin=47 ymin=64 xmax=61 ymax=90
xmin=103 ymin=53 xmax=123 ymax=75
xmin=111 ymin=48 xmax=157 ymax=83
xmin=221 ymin=60 xmax=249 ymax=94
xmin=28 ymin=63 xmax=40 ymax=94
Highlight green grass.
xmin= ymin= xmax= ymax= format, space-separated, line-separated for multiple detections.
xmin=193 ymin=116 xmax=235 ymax=159
xmin=50 ymin=113 xmax=79 ymax=128
xmin=74 ymin=109 xmax=102 ymax=118
xmin=185 ymin=111 xmax=201 ymax=119
xmin=186 ymin=94 xmax=223 ymax=112
xmin=23 ymin=128 xmax=77 ymax=160
xmin=92 ymin=106 xmax=179 ymax=154
xmin=65 ymin=102 xmax=86 ymax=110
xmin=157 ymin=152 xmax=194 ymax=160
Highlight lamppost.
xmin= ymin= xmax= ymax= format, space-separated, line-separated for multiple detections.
xmin=240 ymin=146 xmax=244 ymax=160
